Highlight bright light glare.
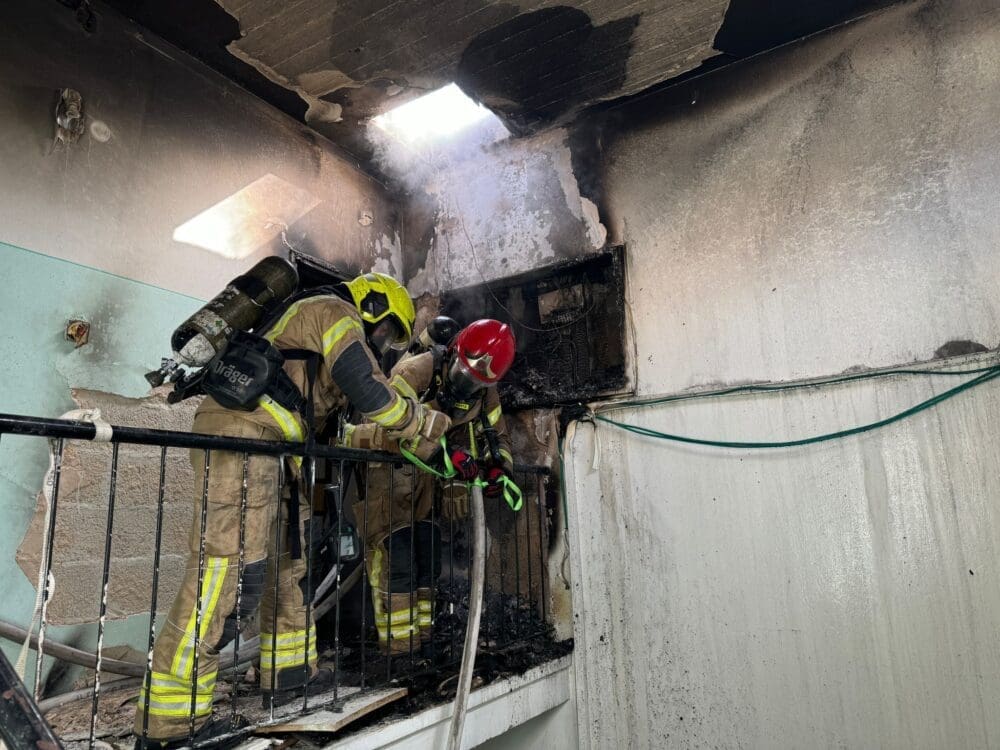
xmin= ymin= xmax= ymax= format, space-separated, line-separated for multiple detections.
xmin=173 ymin=174 xmax=320 ymax=259
xmin=372 ymin=83 xmax=503 ymax=143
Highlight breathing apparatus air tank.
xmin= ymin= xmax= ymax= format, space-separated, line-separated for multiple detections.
xmin=145 ymin=256 xmax=299 ymax=386
xmin=408 ymin=315 xmax=461 ymax=354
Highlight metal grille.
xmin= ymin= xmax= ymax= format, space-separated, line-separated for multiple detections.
xmin=0 ymin=412 xmax=558 ymax=750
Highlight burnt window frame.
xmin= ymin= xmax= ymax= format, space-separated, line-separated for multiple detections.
xmin=439 ymin=246 xmax=630 ymax=410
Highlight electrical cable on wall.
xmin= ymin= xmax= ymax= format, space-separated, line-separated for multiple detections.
xmin=583 ymin=361 xmax=1000 ymax=450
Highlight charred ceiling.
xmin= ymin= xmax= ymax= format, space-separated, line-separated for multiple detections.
xmin=94 ymin=0 xmax=899 ymax=165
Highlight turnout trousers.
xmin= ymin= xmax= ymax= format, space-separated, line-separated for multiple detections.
xmin=133 ymin=413 xmax=316 ymax=741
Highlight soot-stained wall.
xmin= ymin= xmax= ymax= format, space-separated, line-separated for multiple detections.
xmin=566 ymin=0 xmax=1000 ymax=747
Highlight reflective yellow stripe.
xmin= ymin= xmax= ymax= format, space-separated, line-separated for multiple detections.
xmin=265 ymin=299 xmax=313 ymax=342
xmin=260 ymin=627 xmax=317 ymax=673
xmin=322 ymin=317 xmax=363 ymax=356
xmin=258 ymin=396 xmax=304 ymax=442
xmin=138 ymin=670 xmax=218 ymax=718
xmin=141 ymin=698 xmax=214 ymax=718
xmin=499 ymin=448 xmax=513 ymax=467
xmin=170 ymin=557 xmax=228 ymax=679
xmin=369 ymin=394 xmax=408 ymax=428
xmin=469 ymin=423 xmax=477 ymax=459
xmin=261 ymin=628 xmax=314 ymax=647
xmin=390 ymin=374 xmax=418 ymax=401
xmin=259 ymin=648 xmax=318 ymax=669
xmin=487 ymin=405 xmax=502 ymax=425
xmin=375 ymin=608 xmax=419 ymax=626
xmin=375 ymin=610 xmax=418 ymax=640
xmin=259 ymin=640 xmax=318 ymax=657
xmin=259 ymin=396 xmax=304 ymax=469
xmin=147 ymin=671 xmax=216 ymax=693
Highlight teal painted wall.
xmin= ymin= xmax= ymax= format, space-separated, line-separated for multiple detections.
xmin=0 ymin=241 xmax=202 ymax=686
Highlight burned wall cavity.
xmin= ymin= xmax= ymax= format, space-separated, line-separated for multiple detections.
xmin=440 ymin=249 xmax=629 ymax=409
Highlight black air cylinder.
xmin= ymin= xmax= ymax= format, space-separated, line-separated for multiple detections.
xmin=170 ymin=256 xmax=298 ymax=367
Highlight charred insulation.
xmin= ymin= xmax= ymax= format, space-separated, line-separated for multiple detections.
xmin=440 ymin=248 xmax=629 ymax=410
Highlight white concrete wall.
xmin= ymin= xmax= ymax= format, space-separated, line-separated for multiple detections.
xmin=567 ymin=0 xmax=1000 ymax=746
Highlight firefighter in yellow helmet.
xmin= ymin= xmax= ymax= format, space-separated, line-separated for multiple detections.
xmin=343 ymin=319 xmax=518 ymax=656
xmin=134 ymin=273 xmax=451 ymax=749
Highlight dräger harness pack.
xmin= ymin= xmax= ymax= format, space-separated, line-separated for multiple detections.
xmin=202 ymin=330 xmax=310 ymax=413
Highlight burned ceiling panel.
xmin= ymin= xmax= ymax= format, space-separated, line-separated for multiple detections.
xmin=215 ymin=0 xmax=729 ymax=136
xmin=96 ymin=0 xmax=903 ymax=164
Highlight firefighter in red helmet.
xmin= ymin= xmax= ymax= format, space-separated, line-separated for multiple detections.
xmin=343 ymin=319 xmax=517 ymax=654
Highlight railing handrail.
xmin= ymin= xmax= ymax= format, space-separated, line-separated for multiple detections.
xmin=0 ymin=412 xmax=551 ymax=474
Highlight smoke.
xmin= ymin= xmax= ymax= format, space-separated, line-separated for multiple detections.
xmin=365 ymin=115 xmax=510 ymax=195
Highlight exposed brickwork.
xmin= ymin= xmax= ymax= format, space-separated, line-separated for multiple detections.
xmin=16 ymin=388 xmax=201 ymax=625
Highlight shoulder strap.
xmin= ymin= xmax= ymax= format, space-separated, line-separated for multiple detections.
xmin=255 ymin=283 xmax=350 ymax=335
xmin=419 ymin=345 xmax=448 ymax=403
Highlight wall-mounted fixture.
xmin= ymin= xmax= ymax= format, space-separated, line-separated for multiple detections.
xmin=54 ymin=88 xmax=84 ymax=146
xmin=65 ymin=319 xmax=90 ymax=348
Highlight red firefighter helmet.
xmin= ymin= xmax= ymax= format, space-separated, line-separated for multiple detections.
xmin=446 ymin=319 xmax=516 ymax=398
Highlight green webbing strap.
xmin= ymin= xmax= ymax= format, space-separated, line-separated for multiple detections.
xmin=400 ymin=436 xmax=457 ymax=479
xmin=400 ymin=437 xmax=523 ymax=510
xmin=499 ymin=475 xmax=523 ymax=511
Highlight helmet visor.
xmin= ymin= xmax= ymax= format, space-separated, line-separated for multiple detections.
xmin=369 ymin=318 xmax=408 ymax=357
xmin=447 ymin=356 xmax=488 ymax=399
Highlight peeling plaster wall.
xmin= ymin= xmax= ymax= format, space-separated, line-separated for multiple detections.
xmin=0 ymin=1 xmax=400 ymax=684
xmin=567 ymin=0 xmax=1000 ymax=746
xmin=404 ymin=129 xmax=607 ymax=296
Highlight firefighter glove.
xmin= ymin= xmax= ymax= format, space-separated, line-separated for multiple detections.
xmin=449 ymin=447 xmax=479 ymax=481
xmin=484 ymin=465 xmax=506 ymax=498
xmin=392 ymin=403 xmax=452 ymax=462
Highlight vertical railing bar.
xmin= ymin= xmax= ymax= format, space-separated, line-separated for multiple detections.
xmin=408 ymin=468 xmax=416 ymax=670
xmin=268 ymin=457 xmax=285 ymax=720
xmin=360 ymin=460 xmax=369 ymax=690
xmin=140 ymin=447 xmax=168 ymax=746
xmin=332 ymin=459 xmax=345 ymax=701
xmin=189 ymin=449 xmax=211 ymax=741
xmin=536 ymin=475 xmax=547 ymax=624
xmin=523 ymin=473 xmax=534 ymax=645
xmin=89 ymin=442 xmax=120 ymax=750
xmin=513 ymin=476 xmax=522 ymax=644
xmin=386 ymin=465 xmax=393 ymax=682
xmin=302 ymin=454 xmax=315 ymax=713
xmin=449 ymin=511 xmax=455 ymax=664
xmin=496 ymin=491 xmax=503 ymax=644
xmin=232 ymin=452 xmax=250 ymax=727
xmin=429 ymin=479 xmax=437 ymax=665
xmin=34 ymin=437 xmax=64 ymax=701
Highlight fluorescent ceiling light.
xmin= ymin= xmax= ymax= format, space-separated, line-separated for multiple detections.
xmin=173 ymin=173 xmax=320 ymax=259
xmin=372 ymin=83 xmax=505 ymax=143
